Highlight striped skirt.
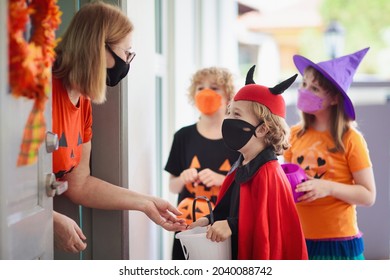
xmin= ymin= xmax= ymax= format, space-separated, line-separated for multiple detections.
xmin=305 ymin=232 xmax=364 ymax=260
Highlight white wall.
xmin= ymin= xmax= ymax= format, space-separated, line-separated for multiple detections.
xmin=173 ymin=0 xmax=240 ymax=134
xmin=126 ymin=0 xmax=160 ymax=260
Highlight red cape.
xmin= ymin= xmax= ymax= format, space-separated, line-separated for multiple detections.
xmin=216 ymin=160 xmax=308 ymax=260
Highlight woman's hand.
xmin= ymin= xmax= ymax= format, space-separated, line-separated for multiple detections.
xmin=143 ymin=196 xmax=187 ymax=232
xmin=206 ymin=220 xmax=232 ymax=242
xmin=53 ymin=211 xmax=87 ymax=253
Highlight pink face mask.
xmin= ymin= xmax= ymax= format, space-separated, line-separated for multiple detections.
xmin=297 ymin=88 xmax=324 ymax=114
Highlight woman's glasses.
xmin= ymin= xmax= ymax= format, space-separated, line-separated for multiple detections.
xmin=106 ymin=44 xmax=136 ymax=64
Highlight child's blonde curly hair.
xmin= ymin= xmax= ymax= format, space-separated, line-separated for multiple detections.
xmin=187 ymin=67 xmax=235 ymax=105
xmin=251 ymin=102 xmax=290 ymax=155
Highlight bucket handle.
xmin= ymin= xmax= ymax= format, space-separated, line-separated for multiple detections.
xmin=192 ymin=196 xmax=214 ymax=225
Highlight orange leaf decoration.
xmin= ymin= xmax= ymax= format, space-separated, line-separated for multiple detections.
xmin=8 ymin=0 xmax=62 ymax=165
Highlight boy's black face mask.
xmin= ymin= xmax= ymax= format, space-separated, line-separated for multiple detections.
xmin=106 ymin=46 xmax=130 ymax=87
xmin=222 ymin=119 xmax=263 ymax=151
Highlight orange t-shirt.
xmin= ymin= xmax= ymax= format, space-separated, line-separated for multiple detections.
xmin=284 ymin=125 xmax=372 ymax=239
xmin=52 ymin=77 xmax=92 ymax=178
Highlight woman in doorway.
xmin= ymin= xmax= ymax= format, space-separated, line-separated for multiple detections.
xmin=52 ymin=1 xmax=186 ymax=253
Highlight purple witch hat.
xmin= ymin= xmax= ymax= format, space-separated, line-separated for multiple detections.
xmin=293 ymin=47 xmax=369 ymax=120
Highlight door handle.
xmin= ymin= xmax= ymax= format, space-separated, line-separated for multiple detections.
xmin=45 ymin=131 xmax=59 ymax=153
xmin=45 ymin=173 xmax=68 ymax=197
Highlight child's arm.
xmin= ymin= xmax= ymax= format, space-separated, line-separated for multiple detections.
xmin=296 ymin=167 xmax=376 ymax=206
xmin=331 ymin=167 xmax=375 ymax=206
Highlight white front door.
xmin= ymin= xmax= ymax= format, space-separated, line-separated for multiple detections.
xmin=0 ymin=0 xmax=54 ymax=260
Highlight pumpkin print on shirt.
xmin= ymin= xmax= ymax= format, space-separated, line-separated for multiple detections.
xmin=52 ymin=77 xmax=92 ymax=179
xmin=177 ymin=156 xmax=232 ymax=224
xmin=295 ymin=141 xmax=335 ymax=181
xmin=184 ymin=155 xmax=232 ymax=199
xmin=54 ymin=131 xmax=84 ymax=178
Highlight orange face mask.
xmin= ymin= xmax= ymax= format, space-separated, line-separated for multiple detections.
xmin=195 ymin=89 xmax=222 ymax=115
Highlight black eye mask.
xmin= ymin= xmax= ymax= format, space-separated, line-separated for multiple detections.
xmin=222 ymin=119 xmax=263 ymax=151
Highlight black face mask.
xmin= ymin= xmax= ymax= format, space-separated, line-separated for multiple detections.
xmin=106 ymin=46 xmax=130 ymax=87
xmin=222 ymin=119 xmax=263 ymax=151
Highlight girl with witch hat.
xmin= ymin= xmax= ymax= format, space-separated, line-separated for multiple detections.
xmin=189 ymin=66 xmax=308 ymax=260
xmin=284 ymin=48 xmax=376 ymax=259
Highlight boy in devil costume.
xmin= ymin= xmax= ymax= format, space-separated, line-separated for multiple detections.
xmin=189 ymin=66 xmax=308 ymax=260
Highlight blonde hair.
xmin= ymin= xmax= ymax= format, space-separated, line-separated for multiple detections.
xmin=187 ymin=67 xmax=235 ymax=105
xmin=251 ymin=103 xmax=290 ymax=155
xmin=53 ymin=1 xmax=133 ymax=104
xmin=297 ymin=67 xmax=356 ymax=153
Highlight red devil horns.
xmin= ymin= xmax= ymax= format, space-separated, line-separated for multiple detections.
xmin=235 ymin=65 xmax=298 ymax=118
